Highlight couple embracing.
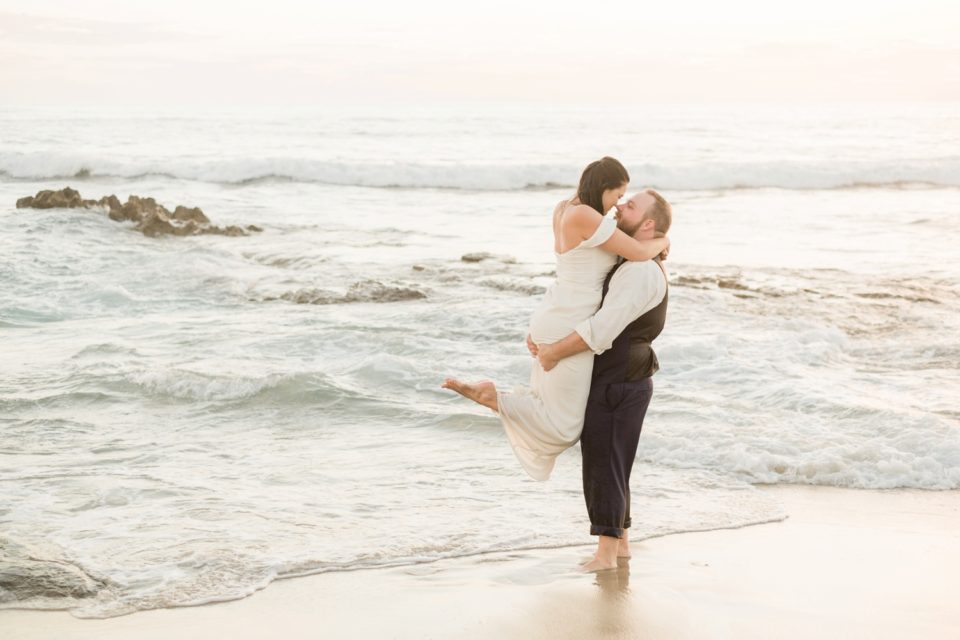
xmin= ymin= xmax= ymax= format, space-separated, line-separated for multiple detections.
xmin=444 ymin=157 xmax=672 ymax=572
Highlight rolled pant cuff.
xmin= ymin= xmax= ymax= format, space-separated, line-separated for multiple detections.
xmin=590 ymin=524 xmax=624 ymax=538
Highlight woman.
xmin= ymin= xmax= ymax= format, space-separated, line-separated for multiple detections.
xmin=443 ymin=157 xmax=668 ymax=480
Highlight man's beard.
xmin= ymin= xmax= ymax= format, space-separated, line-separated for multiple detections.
xmin=618 ymin=219 xmax=642 ymax=236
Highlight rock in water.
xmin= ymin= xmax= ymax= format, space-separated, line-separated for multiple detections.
xmin=0 ymin=538 xmax=102 ymax=603
xmin=461 ymin=252 xmax=517 ymax=264
xmin=14 ymin=187 xmax=264 ymax=239
xmin=97 ymin=194 xmax=123 ymax=214
xmin=344 ymin=280 xmax=427 ymax=302
xmin=203 ymin=225 xmax=245 ymax=237
xmin=172 ymin=205 xmax=210 ymax=224
xmin=116 ymin=200 xmax=145 ymax=222
xmin=135 ymin=210 xmax=179 ymax=238
xmin=16 ymin=187 xmax=84 ymax=209
xmin=273 ymin=281 xmax=427 ymax=305
xmin=276 ymin=288 xmax=340 ymax=305
xmin=0 ymin=560 xmax=101 ymax=602
xmin=461 ymin=252 xmax=494 ymax=263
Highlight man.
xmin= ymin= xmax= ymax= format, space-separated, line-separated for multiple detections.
xmin=534 ymin=189 xmax=671 ymax=572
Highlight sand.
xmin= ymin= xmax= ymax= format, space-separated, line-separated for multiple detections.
xmin=2 ymin=485 xmax=958 ymax=640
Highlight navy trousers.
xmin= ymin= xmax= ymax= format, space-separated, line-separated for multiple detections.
xmin=580 ymin=377 xmax=653 ymax=538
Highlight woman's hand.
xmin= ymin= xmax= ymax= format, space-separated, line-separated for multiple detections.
xmin=538 ymin=344 xmax=560 ymax=372
xmin=658 ymin=238 xmax=670 ymax=261
xmin=526 ymin=334 xmax=539 ymax=357
xmin=599 ymin=224 xmax=670 ymax=262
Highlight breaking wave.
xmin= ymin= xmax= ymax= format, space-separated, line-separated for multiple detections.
xmin=3 ymin=153 xmax=960 ymax=191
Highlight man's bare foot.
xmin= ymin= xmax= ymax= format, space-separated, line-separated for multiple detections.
xmin=441 ymin=379 xmax=499 ymax=412
xmin=580 ymin=556 xmax=618 ymax=572
xmin=581 ymin=535 xmax=619 ymax=572
xmin=618 ymin=537 xmax=631 ymax=559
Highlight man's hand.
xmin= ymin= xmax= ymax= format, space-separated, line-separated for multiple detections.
xmin=526 ymin=334 xmax=539 ymax=357
xmin=538 ymin=344 xmax=560 ymax=372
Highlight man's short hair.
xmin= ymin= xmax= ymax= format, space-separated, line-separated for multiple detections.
xmin=642 ymin=189 xmax=672 ymax=234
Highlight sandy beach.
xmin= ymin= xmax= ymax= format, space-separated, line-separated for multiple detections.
xmin=3 ymin=485 xmax=957 ymax=640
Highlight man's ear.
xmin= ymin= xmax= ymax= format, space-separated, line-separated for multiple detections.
xmin=642 ymin=218 xmax=656 ymax=231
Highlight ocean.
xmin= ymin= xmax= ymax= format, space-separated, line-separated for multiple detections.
xmin=1 ymin=103 xmax=958 ymax=617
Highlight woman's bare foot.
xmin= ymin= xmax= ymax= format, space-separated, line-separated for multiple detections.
xmin=441 ymin=379 xmax=499 ymax=412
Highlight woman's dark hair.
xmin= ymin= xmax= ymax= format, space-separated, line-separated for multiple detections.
xmin=577 ymin=157 xmax=629 ymax=214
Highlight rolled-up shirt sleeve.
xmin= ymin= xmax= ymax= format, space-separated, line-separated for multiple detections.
xmin=574 ymin=262 xmax=667 ymax=354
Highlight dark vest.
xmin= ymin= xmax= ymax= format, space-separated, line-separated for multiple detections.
xmin=591 ymin=260 xmax=669 ymax=385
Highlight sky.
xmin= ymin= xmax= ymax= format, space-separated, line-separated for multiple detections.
xmin=1 ymin=0 xmax=958 ymax=106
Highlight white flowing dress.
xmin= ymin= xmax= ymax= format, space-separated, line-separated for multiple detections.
xmin=497 ymin=215 xmax=618 ymax=480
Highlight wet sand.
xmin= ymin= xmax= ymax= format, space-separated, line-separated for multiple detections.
xmin=3 ymin=485 xmax=958 ymax=640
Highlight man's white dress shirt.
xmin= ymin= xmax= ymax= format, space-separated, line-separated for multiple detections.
xmin=574 ymin=260 xmax=667 ymax=355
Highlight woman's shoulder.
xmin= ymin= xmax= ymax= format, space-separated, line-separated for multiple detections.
xmin=556 ymin=202 xmax=597 ymax=218
xmin=561 ymin=204 xmax=602 ymax=230
xmin=553 ymin=198 xmax=584 ymax=215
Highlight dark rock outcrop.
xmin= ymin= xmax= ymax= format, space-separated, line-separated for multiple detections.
xmin=172 ymin=205 xmax=210 ymax=224
xmin=99 ymin=194 xmax=123 ymax=214
xmin=16 ymin=187 xmax=84 ymax=209
xmin=15 ymin=187 xmax=262 ymax=239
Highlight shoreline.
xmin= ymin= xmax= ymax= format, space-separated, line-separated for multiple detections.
xmin=3 ymin=485 xmax=959 ymax=640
